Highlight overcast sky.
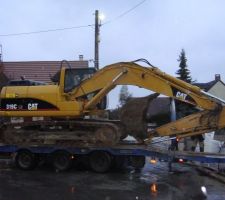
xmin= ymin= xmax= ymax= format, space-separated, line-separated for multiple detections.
xmin=1 ymin=0 xmax=225 ymax=108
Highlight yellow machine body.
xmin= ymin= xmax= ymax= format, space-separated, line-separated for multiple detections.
xmin=1 ymin=60 xmax=225 ymax=140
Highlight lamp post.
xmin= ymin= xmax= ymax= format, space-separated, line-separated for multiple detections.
xmin=94 ymin=10 xmax=105 ymax=70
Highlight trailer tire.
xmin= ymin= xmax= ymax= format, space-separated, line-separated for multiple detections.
xmin=89 ymin=151 xmax=112 ymax=173
xmin=112 ymin=155 xmax=127 ymax=170
xmin=130 ymin=156 xmax=145 ymax=169
xmin=52 ymin=151 xmax=72 ymax=171
xmin=15 ymin=150 xmax=37 ymax=170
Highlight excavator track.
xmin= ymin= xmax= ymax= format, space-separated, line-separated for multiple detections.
xmin=0 ymin=119 xmax=127 ymax=146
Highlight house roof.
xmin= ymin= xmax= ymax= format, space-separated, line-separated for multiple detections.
xmin=0 ymin=71 xmax=9 ymax=88
xmin=193 ymin=74 xmax=225 ymax=91
xmin=0 ymin=62 xmax=3 ymax=73
xmin=146 ymin=97 xmax=171 ymax=118
xmin=1 ymin=60 xmax=88 ymax=83
xmin=194 ymin=80 xmax=218 ymax=91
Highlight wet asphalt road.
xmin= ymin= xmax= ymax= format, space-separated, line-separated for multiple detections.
xmin=0 ymin=159 xmax=224 ymax=200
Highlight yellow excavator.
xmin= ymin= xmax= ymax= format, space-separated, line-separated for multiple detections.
xmin=0 ymin=59 xmax=225 ymax=145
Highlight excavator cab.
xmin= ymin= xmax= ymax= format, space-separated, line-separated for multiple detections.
xmin=63 ymin=68 xmax=96 ymax=93
xmin=58 ymin=66 xmax=107 ymax=110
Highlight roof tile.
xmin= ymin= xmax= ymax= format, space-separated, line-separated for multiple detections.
xmin=1 ymin=60 xmax=88 ymax=83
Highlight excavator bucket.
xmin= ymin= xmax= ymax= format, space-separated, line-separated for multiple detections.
xmin=120 ymin=93 xmax=159 ymax=141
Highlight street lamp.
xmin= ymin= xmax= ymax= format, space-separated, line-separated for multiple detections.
xmin=94 ymin=10 xmax=105 ymax=70
xmin=99 ymin=13 xmax=105 ymax=23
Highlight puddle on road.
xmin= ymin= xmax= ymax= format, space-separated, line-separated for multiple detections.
xmin=0 ymin=160 xmax=224 ymax=200
xmin=150 ymin=183 xmax=158 ymax=197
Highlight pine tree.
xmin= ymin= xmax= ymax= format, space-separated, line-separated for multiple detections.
xmin=176 ymin=49 xmax=192 ymax=83
xmin=119 ymin=85 xmax=132 ymax=106
xmin=109 ymin=85 xmax=132 ymax=119
xmin=175 ymin=49 xmax=196 ymax=119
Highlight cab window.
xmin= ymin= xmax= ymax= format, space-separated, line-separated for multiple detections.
xmin=64 ymin=68 xmax=96 ymax=92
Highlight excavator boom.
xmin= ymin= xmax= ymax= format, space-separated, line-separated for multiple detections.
xmin=73 ymin=61 xmax=220 ymax=111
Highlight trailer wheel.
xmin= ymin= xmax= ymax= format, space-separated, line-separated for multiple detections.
xmin=130 ymin=156 xmax=145 ymax=169
xmin=89 ymin=151 xmax=112 ymax=173
xmin=15 ymin=150 xmax=37 ymax=170
xmin=112 ymin=156 xmax=127 ymax=170
xmin=52 ymin=151 xmax=72 ymax=171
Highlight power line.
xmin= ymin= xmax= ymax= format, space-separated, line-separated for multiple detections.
xmin=102 ymin=0 xmax=148 ymax=25
xmin=0 ymin=24 xmax=94 ymax=37
xmin=0 ymin=0 xmax=148 ymax=37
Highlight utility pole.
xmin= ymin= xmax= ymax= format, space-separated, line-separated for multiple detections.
xmin=94 ymin=10 xmax=100 ymax=70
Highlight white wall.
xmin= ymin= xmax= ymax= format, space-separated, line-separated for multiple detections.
xmin=208 ymin=81 xmax=225 ymax=100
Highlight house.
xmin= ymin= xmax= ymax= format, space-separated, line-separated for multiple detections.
xmin=0 ymin=55 xmax=89 ymax=88
xmin=146 ymin=97 xmax=171 ymax=126
xmin=0 ymin=70 xmax=9 ymax=89
xmin=195 ymin=74 xmax=225 ymax=101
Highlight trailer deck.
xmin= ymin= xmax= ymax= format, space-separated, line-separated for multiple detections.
xmin=0 ymin=142 xmax=225 ymax=164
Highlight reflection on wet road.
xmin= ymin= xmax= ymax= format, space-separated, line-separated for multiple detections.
xmin=0 ymin=159 xmax=224 ymax=200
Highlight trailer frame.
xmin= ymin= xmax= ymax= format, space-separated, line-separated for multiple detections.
xmin=0 ymin=142 xmax=225 ymax=172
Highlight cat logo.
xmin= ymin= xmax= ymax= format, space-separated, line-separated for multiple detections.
xmin=28 ymin=103 xmax=38 ymax=110
xmin=176 ymin=91 xmax=187 ymax=100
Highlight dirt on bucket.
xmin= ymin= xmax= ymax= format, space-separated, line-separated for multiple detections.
xmin=120 ymin=93 xmax=159 ymax=141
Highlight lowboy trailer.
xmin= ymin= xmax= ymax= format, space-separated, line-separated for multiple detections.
xmin=0 ymin=142 xmax=225 ymax=173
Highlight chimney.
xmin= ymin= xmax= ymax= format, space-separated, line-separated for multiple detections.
xmin=215 ymin=74 xmax=221 ymax=81
xmin=79 ymin=55 xmax=83 ymax=61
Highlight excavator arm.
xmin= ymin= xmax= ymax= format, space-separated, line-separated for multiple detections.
xmin=73 ymin=61 xmax=219 ymax=110
xmin=71 ymin=60 xmax=225 ymax=140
